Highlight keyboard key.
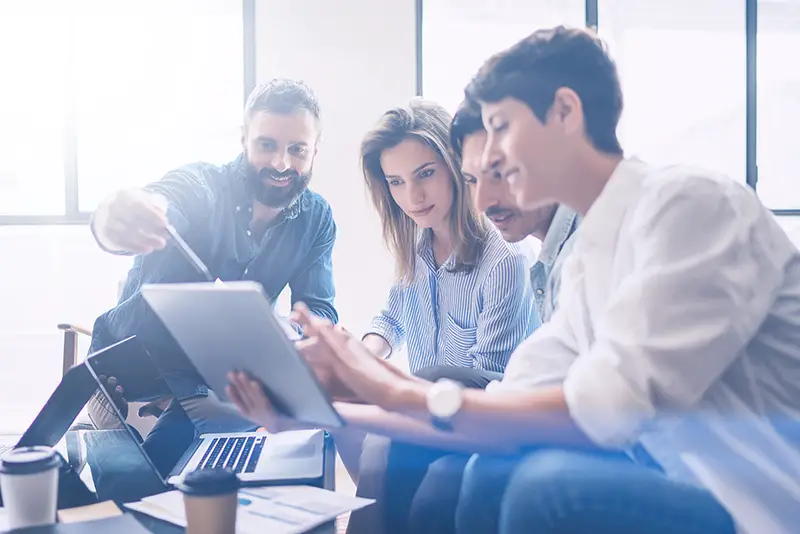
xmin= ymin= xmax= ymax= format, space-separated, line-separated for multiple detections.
xmin=214 ymin=438 xmax=235 ymax=469
xmin=201 ymin=438 xmax=226 ymax=469
xmin=234 ymin=437 xmax=255 ymax=474
xmin=195 ymin=438 xmax=218 ymax=470
xmin=225 ymin=437 xmax=246 ymax=470
xmin=245 ymin=436 xmax=266 ymax=473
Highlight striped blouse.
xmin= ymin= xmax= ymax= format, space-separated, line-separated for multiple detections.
xmin=366 ymin=227 xmax=537 ymax=373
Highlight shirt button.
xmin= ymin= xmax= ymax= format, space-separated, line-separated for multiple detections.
xmin=536 ymin=289 xmax=544 ymax=296
xmin=235 ymin=206 xmax=241 ymax=212
xmin=244 ymin=268 xmax=249 ymax=275
xmin=246 ymin=230 xmax=252 ymax=236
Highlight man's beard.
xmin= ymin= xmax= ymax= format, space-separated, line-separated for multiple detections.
xmin=244 ymin=159 xmax=311 ymax=209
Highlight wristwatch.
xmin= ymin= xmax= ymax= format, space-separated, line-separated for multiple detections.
xmin=426 ymin=379 xmax=464 ymax=431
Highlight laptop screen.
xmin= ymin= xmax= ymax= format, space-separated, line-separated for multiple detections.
xmin=4 ymin=338 xmax=169 ymax=503
xmin=82 ymin=338 xmax=169 ymax=502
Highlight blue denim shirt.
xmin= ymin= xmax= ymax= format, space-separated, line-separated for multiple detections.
xmin=89 ymin=155 xmax=338 ymax=399
xmin=530 ymin=205 xmax=580 ymax=323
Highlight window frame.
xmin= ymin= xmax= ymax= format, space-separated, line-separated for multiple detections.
xmin=418 ymin=0 xmax=790 ymax=214
xmin=0 ymin=0 xmax=256 ymax=226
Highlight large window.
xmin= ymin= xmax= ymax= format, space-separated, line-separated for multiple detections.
xmin=599 ymin=0 xmax=746 ymax=184
xmin=0 ymin=0 xmax=247 ymax=222
xmin=421 ymin=0 xmax=800 ymax=211
xmin=422 ymin=0 xmax=585 ymax=114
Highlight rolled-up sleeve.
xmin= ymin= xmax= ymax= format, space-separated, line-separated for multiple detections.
xmin=143 ymin=167 xmax=213 ymax=235
xmin=366 ymin=283 xmax=406 ymax=354
xmin=489 ymin=307 xmax=578 ymax=394
xmin=563 ymin=176 xmax=789 ymax=448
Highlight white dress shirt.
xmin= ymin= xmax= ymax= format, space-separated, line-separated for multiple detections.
xmin=495 ymin=159 xmax=800 ymax=533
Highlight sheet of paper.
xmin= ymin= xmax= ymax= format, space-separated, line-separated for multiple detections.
xmin=126 ymin=485 xmax=373 ymax=534
xmin=57 ymin=501 xmax=123 ymax=523
xmin=125 ymin=499 xmax=187 ymax=528
xmin=0 ymin=508 xmax=8 ymax=531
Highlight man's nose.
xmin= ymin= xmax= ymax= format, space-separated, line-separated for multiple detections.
xmin=473 ymin=179 xmax=493 ymax=214
xmin=481 ymin=139 xmax=504 ymax=176
xmin=270 ymin=151 xmax=290 ymax=172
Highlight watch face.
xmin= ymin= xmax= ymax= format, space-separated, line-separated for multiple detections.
xmin=429 ymin=380 xmax=462 ymax=418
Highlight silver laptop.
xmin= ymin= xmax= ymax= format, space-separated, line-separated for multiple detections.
xmin=140 ymin=281 xmax=344 ymax=429
xmin=85 ymin=338 xmax=327 ymax=488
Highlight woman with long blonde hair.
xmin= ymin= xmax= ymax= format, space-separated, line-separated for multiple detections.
xmin=359 ymin=98 xmax=535 ymax=377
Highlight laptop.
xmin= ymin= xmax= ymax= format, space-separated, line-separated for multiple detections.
xmin=84 ymin=337 xmax=327 ymax=488
xmin=1 ymin=363 xmax=99 ymax=458
xmin=0 ymin=363 xmax=102 ymax=505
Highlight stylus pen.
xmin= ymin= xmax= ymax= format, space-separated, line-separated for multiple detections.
xmin=165 ymin=223 xmax=213 ymax=281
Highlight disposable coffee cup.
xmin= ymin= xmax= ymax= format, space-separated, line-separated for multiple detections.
xmin=0 ymin=446 xmax=60 ymax=530
xmin=177 ymin=468 xmax=240 ymax=534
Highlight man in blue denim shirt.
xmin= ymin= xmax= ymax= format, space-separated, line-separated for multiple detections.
xmin=87 ymin=79 xmax=337 ymax=474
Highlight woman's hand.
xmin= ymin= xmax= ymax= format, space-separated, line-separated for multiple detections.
xmin=292 ymin=303 xmax=426 ymax=411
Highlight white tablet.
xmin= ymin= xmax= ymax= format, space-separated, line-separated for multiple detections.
xmin=140 ymin=281 xmax=344 ymax=429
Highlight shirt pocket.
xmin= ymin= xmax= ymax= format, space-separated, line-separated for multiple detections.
xmin=441 ymin=313 xmax=478 ymax=368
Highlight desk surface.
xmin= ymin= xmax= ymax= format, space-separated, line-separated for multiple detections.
xmin=131 ymin=510 xmax=336 ymax=534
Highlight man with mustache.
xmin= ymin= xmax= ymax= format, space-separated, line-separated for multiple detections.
xmin=87 ymin=78 xmax=337 ymax=473
xmin=348 ymin=100 xmax=580 ymax=534
xmin=454 ymin=99 xmax=579 ymax=326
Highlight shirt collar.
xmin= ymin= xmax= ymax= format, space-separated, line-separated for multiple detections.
xmin=536 ymin=204 xmax=580 ymax=272
xmin=417 ymin=229 xmax=455 ymax=271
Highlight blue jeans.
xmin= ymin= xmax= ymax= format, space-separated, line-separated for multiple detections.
xmin=456 ymin=449 xmax=737 ymax=534
xmin=347 ymin=365 xmax=502 ymax=534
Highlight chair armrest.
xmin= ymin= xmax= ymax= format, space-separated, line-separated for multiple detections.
xmin=57 ymin=323 xmax=93 ymax=337
xmin=58 ymin=323 xmax=93 ymax=377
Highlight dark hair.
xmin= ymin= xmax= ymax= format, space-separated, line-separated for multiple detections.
xmin=466 ymin=26 xmax=623 ymax=155
xmin=244 ymin=78 xmax=321 ymax=124
xmin=450 ymin=99 xmax=485 ymax=161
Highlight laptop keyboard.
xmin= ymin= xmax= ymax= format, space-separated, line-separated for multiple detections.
xmin=195 ymin=435 xmax=266 ymax=474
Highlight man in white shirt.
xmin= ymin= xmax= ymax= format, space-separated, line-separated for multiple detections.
xmin=228 ymin=26 xmax=800 ymax=534
xmin=451 ymin=26 xmax=800 ymax=534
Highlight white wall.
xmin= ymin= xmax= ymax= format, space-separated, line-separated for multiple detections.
xmin=0 ymin=227 xmax=129 ymax=432
xmin=254 ymin=0 xmax=417 ymax=334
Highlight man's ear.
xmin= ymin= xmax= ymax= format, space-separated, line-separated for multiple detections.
xmin=240 ymin=125 xmax=247 ymax=152
xmin=550 ymin=87 xmax=584 ymax=136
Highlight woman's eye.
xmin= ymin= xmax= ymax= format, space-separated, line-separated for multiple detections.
xmin=419 ymin=168 xmax=435 ymax=179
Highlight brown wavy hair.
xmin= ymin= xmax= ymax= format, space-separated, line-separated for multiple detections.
xmin=361 ymin=99 xmax=488 ymax=285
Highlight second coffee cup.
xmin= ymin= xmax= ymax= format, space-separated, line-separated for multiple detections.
xmin=177 ymin=468 xmax=240 ymax=534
